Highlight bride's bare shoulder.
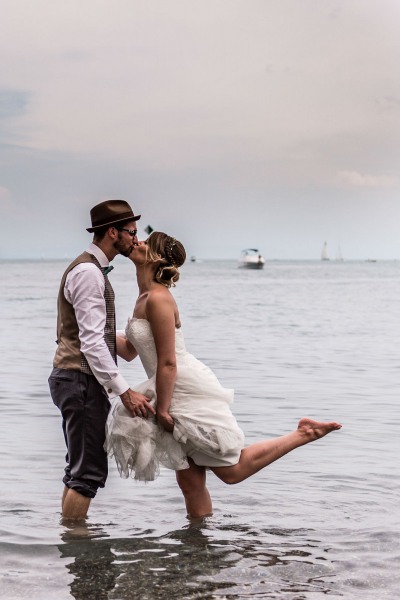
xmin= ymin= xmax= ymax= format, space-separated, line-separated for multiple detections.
xmin=147 ymin=286 xmax=175 ymax=311
xmin=148 ymin=284 xmax=172 ymax=300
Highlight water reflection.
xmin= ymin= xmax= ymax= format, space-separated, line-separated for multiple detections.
xmin=59 ymin=522 xmax=117 ymax=600
xmin=58 ymin=520 xmax=337 ymax=599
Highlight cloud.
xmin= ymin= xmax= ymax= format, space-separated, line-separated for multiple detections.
xmin=1 ymin=0 xmax=399 ymax=174
xmin=0 ymin=186 xmax=14 ymax=213
xmin=0 ymin=89 xmax=32 ymax=145
xmin=0 ymin=90 xmax=30 ymax=119
xmin=0 ymin=185 xmax=11 ymax=199
xmin=337 ymin=170 xmax=399 ymax=188
xmin=375 ymin=95 xmax=400 ymax=113
xmin=0 ymin=0 xmax=400 ymax=259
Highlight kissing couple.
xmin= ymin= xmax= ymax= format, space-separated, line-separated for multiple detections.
xmin=49 ymin=199 xmax=341 ymax=521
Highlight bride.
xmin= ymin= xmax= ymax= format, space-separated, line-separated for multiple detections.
xmin=105 ymin=231 xmax=342 ymax=518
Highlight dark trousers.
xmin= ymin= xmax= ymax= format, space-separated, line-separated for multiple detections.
xmin=49 ymin=368 xmax=110 ymax=498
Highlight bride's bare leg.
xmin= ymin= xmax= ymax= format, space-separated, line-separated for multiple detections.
xmin=176 ymin=459 xmax=213 ymax=518
xmin=211 ymin=418 xmax=342 ymax=485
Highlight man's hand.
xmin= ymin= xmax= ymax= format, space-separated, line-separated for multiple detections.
xmin=120 ymin=389 xmax=155 ymax=418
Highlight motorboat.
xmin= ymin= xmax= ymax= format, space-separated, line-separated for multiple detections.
xmin=238 ymin=248 xmax=265 ymax=269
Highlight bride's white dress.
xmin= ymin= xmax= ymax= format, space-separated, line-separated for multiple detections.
xmin=105 ymin=318 xmax=245 ymax=481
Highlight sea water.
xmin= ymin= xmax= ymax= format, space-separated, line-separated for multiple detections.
xmin=0 ymin=258 xmax=399 ymax=599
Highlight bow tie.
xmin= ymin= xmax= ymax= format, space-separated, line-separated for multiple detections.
xmin=102 ymin=265 xmax=114 ymax=276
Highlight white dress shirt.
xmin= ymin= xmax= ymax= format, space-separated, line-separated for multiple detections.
xmin=64 ymin=243 xmax=129 ymax=398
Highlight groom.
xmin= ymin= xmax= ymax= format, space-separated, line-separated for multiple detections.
xmin=49 ymin=199 xmax=155 ymax=520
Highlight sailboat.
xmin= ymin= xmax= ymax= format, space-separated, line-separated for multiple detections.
xmin=335 ymin=245 xmax=344 ymax=262
xmin=321 ymin=241 xmax=330 ymax=261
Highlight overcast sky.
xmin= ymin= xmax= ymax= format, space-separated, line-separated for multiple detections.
xmin=1 ymin=0 xmax=399 ymax=260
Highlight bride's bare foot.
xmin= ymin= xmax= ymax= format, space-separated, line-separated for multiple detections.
xmin=298 ymin=418 xmax=342 ymax=441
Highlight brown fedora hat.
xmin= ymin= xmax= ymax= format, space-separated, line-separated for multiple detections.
xmin=87 ymin=199 xmax=141 ymax=232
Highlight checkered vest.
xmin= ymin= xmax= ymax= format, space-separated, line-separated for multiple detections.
xmin=53 ymin=251 xmax=117 ymax=374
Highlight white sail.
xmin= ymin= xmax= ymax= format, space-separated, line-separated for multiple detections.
xmin=321 ymin=241 xmax=329 ymax=261
xmin=335 ymin=245 xmax=344 ymax=261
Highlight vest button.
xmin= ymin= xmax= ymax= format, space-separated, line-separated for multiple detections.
xmin=107 ymin=388 xmax=112 ymax=394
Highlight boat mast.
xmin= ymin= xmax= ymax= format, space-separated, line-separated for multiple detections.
xmin=321 ymin=241 xmax=329 ymax=261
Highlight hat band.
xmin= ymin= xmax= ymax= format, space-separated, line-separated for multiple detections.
xmin=92 ymin=211 xmax=135 ymax=227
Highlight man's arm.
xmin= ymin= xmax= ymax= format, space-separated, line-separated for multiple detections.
xmin=65 ymin=264 xmax=154 ymax=416
xmin=116 ymin=333 xmax=138 ymax=362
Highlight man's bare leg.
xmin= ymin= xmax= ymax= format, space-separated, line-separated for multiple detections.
xmin=62 ymin=488 xmax=91 ymax=520
xmin=212 ymin=418 xmax=342 ymax=485
xmin=61 ymin=486 xmax=69 ymax=510
xmin=176 ymin=459 xmax=213 ymax=518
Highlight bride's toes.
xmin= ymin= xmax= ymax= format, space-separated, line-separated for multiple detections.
xmin=298 ymin=418 xmax=342 ymax=440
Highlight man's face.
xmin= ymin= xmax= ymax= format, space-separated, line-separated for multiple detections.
xmin=113 ymin=221 xmax=139 ymax=257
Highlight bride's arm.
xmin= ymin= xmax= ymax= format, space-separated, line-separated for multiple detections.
xmin=147 ymin=291 xmax=177 ymax=432
xmin=116 ymin=334 xmax=138 ymax=362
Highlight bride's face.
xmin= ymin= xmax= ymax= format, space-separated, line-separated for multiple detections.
xmin=129 ymin=240 xmax=148 ymax=264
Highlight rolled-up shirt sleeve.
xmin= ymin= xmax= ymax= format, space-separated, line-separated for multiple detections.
xmin=65 ymin=263 xmax=129 ymax=398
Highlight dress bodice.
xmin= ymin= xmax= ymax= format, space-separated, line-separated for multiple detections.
xmin=125 ymin=317 xmax=186 ymax=378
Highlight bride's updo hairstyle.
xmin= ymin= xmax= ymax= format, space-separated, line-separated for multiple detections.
xmin=146 ymin=231 xmax=186 ymax=288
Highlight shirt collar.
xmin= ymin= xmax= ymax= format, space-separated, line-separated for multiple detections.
xmin=87 ymin=243 xmax=110 ymax=268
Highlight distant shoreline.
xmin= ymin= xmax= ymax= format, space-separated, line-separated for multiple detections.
xmin=0 ymin=257 xmax=398 ymax=263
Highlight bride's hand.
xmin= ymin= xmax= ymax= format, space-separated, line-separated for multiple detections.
xmin=157 ymin=411 xmax=174 ymax=432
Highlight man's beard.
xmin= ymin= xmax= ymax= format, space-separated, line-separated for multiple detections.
xmin=118 ymin=246 xmax=134 ymax=257
xmin=114 ymin=238 xmax=134 ymax=257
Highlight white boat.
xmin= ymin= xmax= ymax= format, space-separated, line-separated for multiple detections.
xmin=321 ymin=241 xmax=330 ymax=261
xmin=238 ymin=248 xmax=265 ymax=269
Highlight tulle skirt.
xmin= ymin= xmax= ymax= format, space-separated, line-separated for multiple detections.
xmin=104 ymin=399 xmax=189 ymax=481
xmin=105 ymin=373 xmax=246 ymax=482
